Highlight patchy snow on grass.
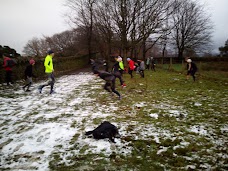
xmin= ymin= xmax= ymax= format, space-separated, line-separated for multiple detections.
xmin=220 ymin=125 xmax=228 ymax=133
xmin=1 ymin=73 xmax=157 ymax=170
xmin=157 ymin=146 xmax=168 ymax=155
xmin=194 ymin=102 xmax=202 ymax=106
xmin=149 ymin=113 xmax=159 ymax=119
xmin=0 ymin=73 xmax=99 ymax=171
xmin=0 ymin=71 xmax=227 ymax=170
xmin=189 ymin=125 xmax=208 ymax=135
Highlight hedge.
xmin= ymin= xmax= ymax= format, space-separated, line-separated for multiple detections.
xmin=0 ymin=54 xmax=92 ymax=84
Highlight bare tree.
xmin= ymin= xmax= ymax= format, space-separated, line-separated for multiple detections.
xmin=23 ymin=37 xmax=42 ymax=57
xmin=64 ymin=0 xmax=180 ymax=61
xmin=65 ymin=0 xmax=96 ymax=59
xmin=93 ymin=0 xmax=177 ymax=60
xmin=92 ymin=0 xmax=115 ymax=61
xmin=23 ymin=27 xmax=91 ymax=57
xmin=219 ymin=39 xmax=228 ymax=57
xmin=44 ymin=30 xmax=77 ymax=56
xmin=170 ymin=0 xmax=213 ymax=59
xmin=38 ymin=39 xmax=50 ymax=56
xmin=134 ymin=0 xmax=175 ymax=60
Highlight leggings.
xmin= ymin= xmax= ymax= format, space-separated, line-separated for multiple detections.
xmin=187 ymin=71 xmax=196 ymax=81
xmin=114 ymin=71 xmax=124 ymax=85
xmin=5 ymin=70 xmax=13 ymax=85
xmin=104 ymin=80 xmax=120 ymax=97
xmin=39 ymin=73 xmax=55 ymax=91
xmin=23 ymin=77 xmax=33 ymax=90
xmin=139 ymin=70 xmax=144 ymax=78
xmin=128 ymin=69 xmax=133 ymax=78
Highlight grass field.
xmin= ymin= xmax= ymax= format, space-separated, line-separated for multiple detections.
xmin=0 ymin=65 xmax=227 ymax=171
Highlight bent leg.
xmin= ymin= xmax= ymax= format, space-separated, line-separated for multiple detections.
xmin=111 ymin=80 xmax=120 ymax=97
xmin=191 ymin=71 xmax=196 ymax=81
xmin=104 ymin=82 xmax=112 ymax=92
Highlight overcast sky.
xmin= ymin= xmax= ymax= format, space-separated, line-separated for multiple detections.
xmin=0 ymin=0 xmax=228 ymax=55
xmin=0 ymin=0 xmax=70 ymax=54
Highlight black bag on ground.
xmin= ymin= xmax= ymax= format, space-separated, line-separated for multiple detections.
xmin=85 ymin=121 xmax=120 ymax=143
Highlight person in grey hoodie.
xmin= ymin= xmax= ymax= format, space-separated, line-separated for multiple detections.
xmin=137 ymin=60 xmax=145 ymax=78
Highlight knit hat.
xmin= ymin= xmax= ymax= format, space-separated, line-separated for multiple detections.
xmin=48 ymin=50 xmax=54 ymax=55
xmin=29 ymin=59 xmax=35 ymax=65
xmin=187 ymin=59 xmax=192 ymax=63
xmin=117 ymin=56 xmax=122 ymax=62
xmin=127 ymin=58 xmax=131 ymax=61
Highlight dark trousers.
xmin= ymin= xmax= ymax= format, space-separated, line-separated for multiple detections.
xmin=146 ymin=64 xmax=150 ymax=70
xmin=128 ymin=69 xmax=133 ymax=78
xmin=39 ymin=73 xmax=55 ymax=91
xmin=114 ymin=71 xmax=124 ymax=85
xmin=23 ymin=77 xmax=33 ymax=90
xmin=104 ymin=80 xmax=120 ymax=97
xmin=139 ymin=70 xmax=144 ymax=78
xmin=187 ymin=71 xmax=196 ymax=81
xmin=5 ymin=70 xmax=13 ymax=85
xmin=151 ymin=64 xmax=156 ymax=71
xmin=190 ymin=71 xmax=196 ymax=81
xmin=119 ymin=70 xmax=124 ymax=76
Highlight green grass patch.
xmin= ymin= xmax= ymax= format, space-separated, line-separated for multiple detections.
xmin=2 ymin=64 xmax=226 ymax=171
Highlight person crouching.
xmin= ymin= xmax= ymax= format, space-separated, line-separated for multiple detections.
xmin=93 ymin=70 xmax=122 ymax=100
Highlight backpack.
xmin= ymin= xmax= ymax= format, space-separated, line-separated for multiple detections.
xmin=6 ymin=59 xmax=16 ymax=67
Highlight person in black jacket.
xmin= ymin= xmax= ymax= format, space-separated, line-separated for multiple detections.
xmin=23 ymin=59 xmax=36 ymax=92
xmin=94 ymin=70 xmax=122 ymax=100
xmin=186 ymin=58 xmax=197 ymax=81
xmin=91 ymin=59 xmax=121 ymax=100
xmin=112 ymin=56 xmax=126 ymax=87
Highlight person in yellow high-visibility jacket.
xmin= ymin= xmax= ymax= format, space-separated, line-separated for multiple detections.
xmin=117 ymin=56 xmax=124 ymax=75
xmin=38 ymin=50 xmax=55 ymax=94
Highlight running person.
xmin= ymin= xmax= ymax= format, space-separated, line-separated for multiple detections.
xmin=127 ymin=58 xmax=135 ymax=78
xmin=23 ymin=59 xmax=36 ymax=92
xmin=112 ymin=56 xmax=126 ymax=87
xmin=38 ymin=50 xmax=55 ymax=94
xmin=92 ymin=60 xmax=121 ymax=100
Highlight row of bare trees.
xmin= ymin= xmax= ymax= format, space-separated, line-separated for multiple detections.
xmin=22 ymin=29 xmax=84 ymax=57
xmin=23 ymin=0 xmax=213 ymax=61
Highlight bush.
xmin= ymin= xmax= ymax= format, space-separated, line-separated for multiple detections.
xmin=199 ymin=61 xmax=228 ymax=71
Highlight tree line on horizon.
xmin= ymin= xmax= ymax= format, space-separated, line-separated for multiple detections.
xmin=21 ymin=0 xmax=227 ymax=60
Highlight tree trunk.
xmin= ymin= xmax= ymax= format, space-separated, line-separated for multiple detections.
xmin=178 ymin=49 xmax=183 ymax=61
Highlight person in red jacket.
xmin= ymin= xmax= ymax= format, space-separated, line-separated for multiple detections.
xmin=2 ymin=54 xmax=14 ymax=85
xmin=127 ymin=58 xmax=135 ymax=78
